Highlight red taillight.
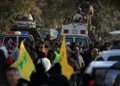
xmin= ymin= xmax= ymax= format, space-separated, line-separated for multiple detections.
xmin=89 ymin=80 xmax=94 ymax=86
xmin=64 ymin=30 xmax=69 ymax=34
xmin=80 ymin=30 xmax=85 ymax=34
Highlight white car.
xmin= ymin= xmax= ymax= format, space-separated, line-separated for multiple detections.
xmin=98 ymin=50 xmax=120 ymax=61
xmin=80 ymin=61 xmax=119 ymax=86
xmin=85 ymin=61 xmax=117 ymax=75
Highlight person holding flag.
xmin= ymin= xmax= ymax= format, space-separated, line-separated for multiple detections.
xmin=42 ymin=44 xmax=47 ymax=56
xmin=11 ymin=41 xmax=35 ymax=82
xmin=55 ymin=36 xmax=74 ymax=80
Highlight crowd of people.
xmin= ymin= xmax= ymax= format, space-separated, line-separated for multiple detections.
xmin=0 ymin=38 xmax=111 ymax=86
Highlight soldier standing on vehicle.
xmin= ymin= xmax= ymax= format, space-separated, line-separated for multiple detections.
xmin=73 ymin=8 xmax=83 ymax=23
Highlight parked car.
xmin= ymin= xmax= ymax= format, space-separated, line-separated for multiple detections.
xmin=80 ymin=61 xmax=118 ymax=86
xmin=103 ymin=62 xmax=120 ymax=86
xmin=113 ymin=74 xmax=120 ymax=86
xmin=98 ymin=50 xmax=120 ymax=61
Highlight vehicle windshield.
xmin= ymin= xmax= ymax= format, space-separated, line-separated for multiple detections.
xmin=76 ymin=38 xmax=88 ymax=47
xmin=3 ymin=36 xmax=17 ymax=44
xmin=60 ymin=37 xmax=73 ymax=43
xmin=94 ymin=68 xmax=107 ymax=86
xmin=19 ymin=36 xmax=33 ymax=44
xmin=3 ymin=36 xmax=33 ymax=45
xmin=105 ymin=69 xmax=120 ymax=86
xmin=113 ymin=75 xmax=120 ymax=86
xmin=66 ymin=38 xmax=73 ymax=42
xmin=60 ymin=37 xmax=88 ymax=45
xmin=108 ymin=56 xmax=120 ymax=61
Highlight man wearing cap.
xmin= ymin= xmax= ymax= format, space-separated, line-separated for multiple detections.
xmin=0 ymin=41 xmax=8 ymax=58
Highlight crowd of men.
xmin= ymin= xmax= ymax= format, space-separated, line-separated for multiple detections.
xmin=0 ymin=38 xmax=111 ymax=86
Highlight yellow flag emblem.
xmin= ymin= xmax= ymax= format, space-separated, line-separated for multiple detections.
xmin=59 ymin=36 xmax=74 ymax=80
xmin=11 ymin=42 xmax=35 ymax=81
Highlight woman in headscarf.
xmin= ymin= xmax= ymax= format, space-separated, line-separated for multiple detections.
xmin=30 ymin=52 xmax=51 ymax=86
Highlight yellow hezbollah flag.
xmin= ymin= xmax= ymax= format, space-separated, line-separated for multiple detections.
xmin=11 ymin=42 xmax=35 ymax=81
xmin=59 ymin=36 xmax=74 ymax=80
